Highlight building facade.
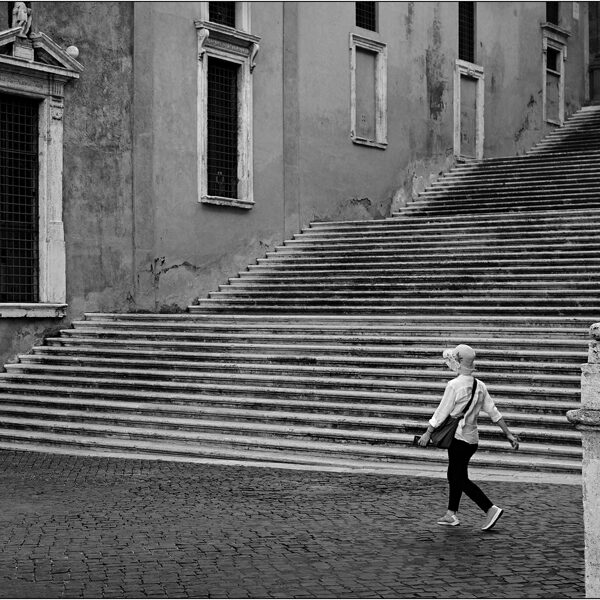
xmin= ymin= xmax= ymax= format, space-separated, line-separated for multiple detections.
xmin=0 ymin=1 xmax=593 ymax=365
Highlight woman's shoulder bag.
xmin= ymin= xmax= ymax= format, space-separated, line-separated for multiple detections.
xmin=429 ymin=378 xmax=478 ymax=449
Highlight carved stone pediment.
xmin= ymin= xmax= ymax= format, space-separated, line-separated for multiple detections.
xmin=194 ymin=20 xmax=260 ymax=66
xmin=0 ymin=26 xmax=83 ymax=82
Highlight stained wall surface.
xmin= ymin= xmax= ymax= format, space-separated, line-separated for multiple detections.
xmin=0 ymin=1 xmax=135 ymax=364
xmin=0 ymin=1 xmax=591 ymax=365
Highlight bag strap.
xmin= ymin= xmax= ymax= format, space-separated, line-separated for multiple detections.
xmin=458 ymin=378 xmax=478 ymax=418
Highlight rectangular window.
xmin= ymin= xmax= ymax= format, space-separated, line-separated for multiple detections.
xmin=546 ymin=2 xmax=559 ymax=25
xmin=546 ymin=46 xmax=559 ymax=72
xmin=0 ymin=93 xmax=39 ymax=303
xmin=356 ymin=2 xmax=377 ymax=32
xmin=207 ymin=58 xmax=239 ymax=199
xmin=458 ymin=2 xmax=475 ymax=63
xmin=209 ymin=2 xmax=236 ymax=28
xmin=350 ymin=34 xmax=387 ymax=149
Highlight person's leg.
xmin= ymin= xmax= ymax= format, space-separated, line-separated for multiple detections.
xmin=447 ymin=438 xmax=470 ymax=512
xmin=459 ymin=442 xmax=494 ymax=513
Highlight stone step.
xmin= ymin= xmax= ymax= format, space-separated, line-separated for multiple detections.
xmin=418 ymin=186 xmax=600 ymax=198
xmin=314 ymin=211 xmax=600 ymax=231
xmin=200 ymin=293 xmax=600 ymax=308
xmin=0 ymin=410 xmax=579 ymax=447
xmin=27 ymin=347 xmax=584 ymax=373
xmin=235 ymin=274 xmax=600 ymax=287
xmin=0 ymin=384 xmax=577 ymax=418
xmin=47 ymin=336 xmax=587 ymax=357
xmin=0 ymin=391 xmax=576 ymax=422
xmin=299 ymin=217 xmax=600 ymax=238
xmin=192 ymin=301 xmax=600 ymax=317
xmin=253 ymin=256 xmax=600 ymax=269
xmin=287 ymin=229 xmax=599 ymax=245
xmin=1 ymin=362 xmax=581 ymax=390
xmin=0 ymin=431 xmax=582 ymax=473
xmin=0 ymin=373 xmax=579 ymax=402
xmin=429 ymin=176 xmax=600 ymax=190
xmin=245 ymin=264 xmax=600 ymax=278
xmin=80 ymin=312 xmax=594 ymax=328
xmin=226 ymin=280 xmax=600 ymax=291
xmin=276 ymin=239 xmax=600 ymax=254
xmin=208 ymin=290 xmax=600 ymax=304
xmin=14 ymin=355 xmax=582 ymax=384
xmin=403 ymin=199 xmax=600 ymax=215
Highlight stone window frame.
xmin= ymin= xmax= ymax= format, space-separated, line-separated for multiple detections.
xmin=0 ymin=29 xmax=82 ymax=318
xmin=195 ymin=2 xmax=259 ymax=210
xmin=349 ymin=33 xmax=388 ymax=150
xmin=453 ymin=58 xmax=485 ymax=160
xmin=542 ymin=23 xmax=570 ymax=126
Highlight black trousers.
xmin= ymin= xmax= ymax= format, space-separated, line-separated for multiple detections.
xmin=447 ymin=438 xmax=493 ymax=513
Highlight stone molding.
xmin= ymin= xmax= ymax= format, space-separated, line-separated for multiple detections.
xmin=195 ymin=17 xmax=260 ymax=209
xmin=453 ymin=59 xmax=485 ymax=160
xmin=349 ymin=33 xmax=388 ymax=150
xmin=0 ymin=27 xmax=82 ymax=315
xmin=541 ymin=23 xmax=568 ymax=125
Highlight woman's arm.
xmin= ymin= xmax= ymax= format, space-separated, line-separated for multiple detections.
xmin=494 ymin=417 xmax=520 ymax=450
xmin=418 ymin=383 xmax=455 ymax=447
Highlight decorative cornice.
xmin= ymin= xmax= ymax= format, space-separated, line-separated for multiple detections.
xmin=194 ymin=20 xmax=260 ymax=49
xmin=541 ymin=22 xmax=571 ymax=40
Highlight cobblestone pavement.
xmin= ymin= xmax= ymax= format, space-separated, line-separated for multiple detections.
xmin=0 ymin=451 xmax=584 ymax=599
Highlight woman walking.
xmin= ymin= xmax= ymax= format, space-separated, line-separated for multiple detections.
xmin=418 ymin=344 xmax=520 ymax=530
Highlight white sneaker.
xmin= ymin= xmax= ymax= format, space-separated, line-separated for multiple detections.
xmin=437 ymin=514 xmax=460 ymax=526
xmin=481 ymin=505 xmax=504 ymax=530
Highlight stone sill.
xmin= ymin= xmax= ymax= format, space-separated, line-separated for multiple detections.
xmin=0 ymin=303 xmax=67 ymax=318
xmin=201 ymin=195 xmax=254 ymax=210
xmin=351 ymin=136 xmax=387 ymax=150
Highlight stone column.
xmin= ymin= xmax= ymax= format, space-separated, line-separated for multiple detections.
xmin=567 ymin=323 xmax=600 ymax=598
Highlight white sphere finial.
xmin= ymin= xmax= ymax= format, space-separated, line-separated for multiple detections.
xmin=66 ymin=46 xmax=79 ymax=59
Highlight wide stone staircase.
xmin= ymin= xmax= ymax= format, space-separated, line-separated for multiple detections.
xmin=1 ymin=106 xmax=600 ymax=474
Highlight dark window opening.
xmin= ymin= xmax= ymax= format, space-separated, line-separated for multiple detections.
xmin=209 ymin=2 xmax=236 ymax=28
xmin=356 ymin=2 xmax=377 ymax=32
xmin=458 ymin=2 xmax=475 ymax=63
xmin=546 ymin=47 xmax=560 ymax=72
xmin=546 ymin=2 xmax=559 ymax=25
xmin=207 ymin=58 xmax=239 ymax=199
xmin=0 ymin=93 xmax=39 ymax=303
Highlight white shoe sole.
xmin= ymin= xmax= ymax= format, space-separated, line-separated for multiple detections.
xmin=437 ymin=520 xmax=460 ymax=526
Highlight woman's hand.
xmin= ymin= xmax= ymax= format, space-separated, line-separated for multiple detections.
xmin=507 ymin=432 xmax=520 ymax=450
xmin=418 ymin=432 xmax=431 ymax=447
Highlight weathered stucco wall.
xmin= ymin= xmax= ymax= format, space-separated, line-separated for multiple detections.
xmin=479 ymin=1 xmax=588 ymax=156
xmin=0 ymin=1 xmax=135 ymax=365
xmin=294 ymin=1 xmax=457 ymax=224
xmin=132 ymin=2 xmax=286 ymax=310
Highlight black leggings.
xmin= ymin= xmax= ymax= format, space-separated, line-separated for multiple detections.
xmin=447 ymin=438 xmax=493 ymax=513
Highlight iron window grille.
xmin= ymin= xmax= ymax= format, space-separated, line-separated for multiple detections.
xmin=458 ymin=1 xmax=475 ymax=63
xmin=209 ymin=2 xmax=236 ymax=28
xmin=546 ymin=2 xmax=559 ymax=25
xmin=356 ymin=2 xmax=377 ymax=32
xmin=0 ymin=93 xmax=39 ymax=303
xmin=207 ymin=57 xmax=239 ymax=199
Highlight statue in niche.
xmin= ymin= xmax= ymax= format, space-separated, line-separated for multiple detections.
xmin=12 ymin=1 xmax=32 ymax=37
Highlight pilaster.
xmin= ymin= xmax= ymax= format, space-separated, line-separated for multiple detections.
xmin=567 ymin=324 xmax=600 ymax=597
